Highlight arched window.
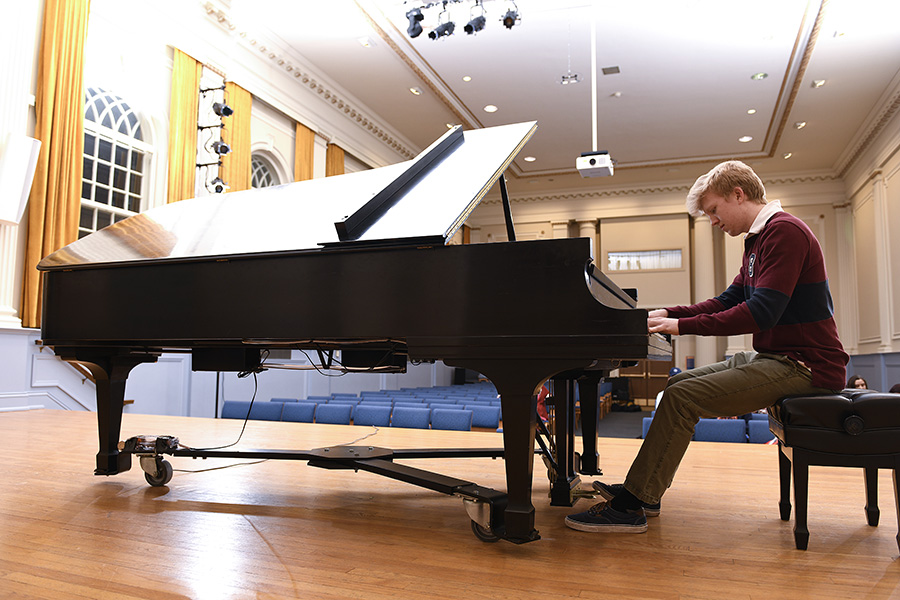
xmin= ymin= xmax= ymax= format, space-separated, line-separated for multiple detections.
xmin=251 ymin=154 xmax=280 ymax=188
xmin=80 ymin=87 xmax=152 ymax=238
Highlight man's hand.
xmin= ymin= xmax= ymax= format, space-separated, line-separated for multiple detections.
xmin=648 ymin=310 xmax=679 ymax=335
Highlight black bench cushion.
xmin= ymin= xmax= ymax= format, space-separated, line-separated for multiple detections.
xmin=768 ymin=390 xmax=900 ymax=455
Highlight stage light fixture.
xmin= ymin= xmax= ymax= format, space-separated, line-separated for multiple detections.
xmin=464 ymin=15 xmax=485 ymax=34
xmin=501 ymin=8 xmax=519 ymax=29
xmin=211 ymin=140 xmax=231 ymax=155
xmin=209 ymin=177 xmax=229 ymax=193
xmin=212 ymin=102 xmax=233 ymax=117
xmin=429 ymin=20 xmax=455 ymax=39
xmin=406 ymin=8 xmax=424 ymax=38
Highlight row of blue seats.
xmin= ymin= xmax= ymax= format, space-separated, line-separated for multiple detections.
xmin=642 ymin=412 xmax=774 ymax=443
xmin=284 ymin=396 xmax=501 ymax=409
xmin=222 ymin=400 xmax=501 ymax=430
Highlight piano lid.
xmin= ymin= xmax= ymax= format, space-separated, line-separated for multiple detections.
xmin=38 ymin=121 xmax=537 ymax=270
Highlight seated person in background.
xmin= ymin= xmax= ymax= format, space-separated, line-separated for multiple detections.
xmin=889 ymin=384 xmax=900 ymax=394
xmin=537 ymin=383 xmax=550 ymax=422
xmin=847 ymin=374 xmax=868 ymax=390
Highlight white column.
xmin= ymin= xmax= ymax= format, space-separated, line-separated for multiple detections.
xmin=0 ymin=2 xmax=41 ymax=328
xmin=576 ymin=219 xmax=597 ymax=260
xmin=833 ymin=203 xmax=858 ymax=354
xmin=872 ymin=172 xmax=894 ymax=352
xmin=692 ymin=216 xmax=718 ymax=367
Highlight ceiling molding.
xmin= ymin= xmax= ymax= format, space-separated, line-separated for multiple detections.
xmin=487 ymin=173 xmax=840 ymax=206
xmin=837 ymin=86 xmax=900 ymax=178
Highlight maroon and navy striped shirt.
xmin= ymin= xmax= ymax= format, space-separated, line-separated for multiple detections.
xmin=667 ymin=211 xmax=848 ymax=390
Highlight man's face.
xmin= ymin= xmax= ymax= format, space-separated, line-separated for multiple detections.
xmin=699 ymin=190 xmax=745 ymax=237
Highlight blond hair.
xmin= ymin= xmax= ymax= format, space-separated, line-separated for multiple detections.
xmin=685 ymin=160 xmax=766 ymax=217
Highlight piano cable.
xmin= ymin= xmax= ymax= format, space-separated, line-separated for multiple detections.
xmin=181 ymin=369 xmax=265 ymax=453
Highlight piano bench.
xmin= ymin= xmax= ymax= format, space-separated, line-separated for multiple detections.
xmin=767 ymin=389 xmax=900 ymax=552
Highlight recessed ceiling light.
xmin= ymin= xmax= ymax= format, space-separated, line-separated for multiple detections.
xmin=409 ymin=87 xmax=422 ymax=96
xmin=747 ymin=108 xmax=757 ymax=115
xmin=523 ymin=156 xmax=536 ymax=162
xmin=483 ymin=104 xmax=498 ymax=113
xmin=738 ymin=136 xmax=753 ymax=143
xmin=783 ymin=152 xmax=793 ymax=159
xmin=357 ymin=36 xmax=375 ymax=48
xmin=751 ymin=72 xmax=768 ymax=80
xmin=811 ymin=79 xmax=826 ymax=88
xmin=462 ymin=75 xmax=472 ymax=82
xmin=794 ymin=121 xmax=807 ymax=129
xmin=610 ymin=91 xmax=622 ymax=98
xmin=560 ymin=73 xmax=580 ymax=85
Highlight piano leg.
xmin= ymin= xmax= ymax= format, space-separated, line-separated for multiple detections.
xmin=548 ymin=378 xmax=582 ymax=506
xmin=577 ymin=375 xmax=602 ymax=475
xmin=497 ymin=382 xmax=540 ymax=543
xmin=446 ymin=360 xmax=542 ymax=543
xmin=67 ymin=352 xmax=158 ymax=476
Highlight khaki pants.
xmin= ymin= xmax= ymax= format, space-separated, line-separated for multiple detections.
xmin=623 ymin=351 xmax=835 ymax=504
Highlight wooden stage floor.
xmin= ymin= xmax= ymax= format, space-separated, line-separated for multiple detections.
xmin=1 ymin=409 xmax=899 ymax=599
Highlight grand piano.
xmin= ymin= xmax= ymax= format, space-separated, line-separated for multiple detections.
xmin=38 ymin=121 xmax=670 ymax=544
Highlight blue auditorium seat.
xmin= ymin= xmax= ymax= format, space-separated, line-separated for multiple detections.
xmin=431 ymin=408 xmax=473 ymax=431
xmin=314 ymin=403 xmax=353 ymax=425
xmin=465 ymin=404 xmax=501 ymax=429
xmin=748 ymin=418 xmax=775 ymax=443
xmin=390 ymin=407 xmax=432 ymax=429
xmin=221 ymin=400 xmax=283 ymax=421
xmin=221 ymin=400 xmax=251 ymax=419
xmin=270 ymin=397 xmax=299 ymax=402
xmin=352 ymin=404 xmax=392 ymax=427
xmin=282 ymin=402 xmax=316 ymax=423
xmin=693 ymin=418 xmax=747 ymax=442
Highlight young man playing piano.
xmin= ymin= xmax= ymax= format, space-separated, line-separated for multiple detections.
xmin=565 ymin=160 xmax=848 ymax=533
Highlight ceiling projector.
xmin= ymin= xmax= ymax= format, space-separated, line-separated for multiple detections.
xmin=576 ymin=151 xmax=614 ymax=177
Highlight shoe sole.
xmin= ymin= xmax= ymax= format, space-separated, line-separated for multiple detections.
xmin=564 ymin=517 xmax=648 ymax=533
xmin=592 ymin=483 xmax=661 ymax=517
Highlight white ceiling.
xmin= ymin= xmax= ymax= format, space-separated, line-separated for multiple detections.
xmin=231 ymin=0 xmax=900 ymax=195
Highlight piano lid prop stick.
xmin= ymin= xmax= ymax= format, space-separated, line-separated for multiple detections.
xmin=334 ymin=125 xmax=465 ymax=242
xmin=499 ymin=174 xmax=516 ymax=242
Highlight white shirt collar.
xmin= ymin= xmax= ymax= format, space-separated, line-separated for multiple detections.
xmin=746 ymin=199 xmax=783 ymax=238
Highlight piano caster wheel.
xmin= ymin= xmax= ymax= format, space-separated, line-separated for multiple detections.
xmin=143 ymin=457 xmax=173 ymax=487
xmin=470 ymin=520 xmax=500 ymax=543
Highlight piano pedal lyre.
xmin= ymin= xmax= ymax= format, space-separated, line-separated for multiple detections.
xmin=118 ymin=435 xmax=178 ymax=487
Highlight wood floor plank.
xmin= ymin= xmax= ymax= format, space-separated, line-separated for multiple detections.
xmin=1 ymin=410 xmax=899 ymax=599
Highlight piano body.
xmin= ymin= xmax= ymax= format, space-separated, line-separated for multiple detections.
xmin=38 ymin=122 xmax=670 ymax=543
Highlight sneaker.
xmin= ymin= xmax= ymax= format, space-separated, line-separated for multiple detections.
xmin=565 ymin=501 xmax=648 ymax=533
xmin=592 ymin=481 xmax=661 ymax=517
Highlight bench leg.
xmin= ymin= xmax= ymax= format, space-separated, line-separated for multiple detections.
xmin=864 ymin=467 xmax=880 ymax=526
xmin=792 ymin=451 xmax=810 ymax=550
xmin=778 ymin=443 xmax=792 ymax=521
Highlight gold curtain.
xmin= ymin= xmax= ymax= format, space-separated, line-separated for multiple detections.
xmin=325 ymin=143 xmax=345 ymax=177
xmin=220 ymin=82 xmax=252 ymax=192
xmin=21 ymin=0 xmax=91 ymax=329
xmin=166 ymin=49 xmax=202 ymax=203
xmin=294 ymin=122 xmax=315 ymax=181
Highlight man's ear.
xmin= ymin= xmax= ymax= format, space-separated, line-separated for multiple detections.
xmin=733 ymin=186 xmax=745 ymax=203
